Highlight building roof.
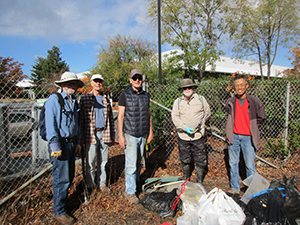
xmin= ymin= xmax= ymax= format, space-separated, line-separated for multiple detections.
xmin=162 ymin=49 xmax=290 ymax=78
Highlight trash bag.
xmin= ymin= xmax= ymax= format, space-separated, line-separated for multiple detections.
xmin=244 ymin=188 xmax=297 ymax=225
xmin=270 ymin=176 xmax=300 ymax=220
xmin=140 ymin=188 xmax=181 ymax=218
xmin=198 ymin=187 xmax=246 ymax=225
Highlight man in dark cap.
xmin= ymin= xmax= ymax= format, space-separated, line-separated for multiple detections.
xmin=172 ymin=78 xmax=211 ymax=184
xmin=118 ymin=69 xmax=153 ymax=204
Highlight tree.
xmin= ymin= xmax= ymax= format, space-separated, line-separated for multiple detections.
xmin=0 ymin=57 xmax=27 ymax=98
xmin=31 ymin=46 xmax=69 ymax=97
xmin=283 ymin=45 xmax=300 ymax=79
xmin=229 ymin=0 xmax=300 ymax=79
xmin=90 ymin=34 xmax=156 ymax=85
xmin=148 ymin=0 xmax=232 ymax=81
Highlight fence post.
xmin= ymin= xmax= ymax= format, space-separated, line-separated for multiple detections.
xmin=284 ymin=81 xmax=290 ymax=159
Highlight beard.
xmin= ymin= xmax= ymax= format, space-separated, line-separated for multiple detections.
xmin=183 ymin=90 xmax=194 ymax=98
xmin=64 ymin=88 xmax=76 ymax=96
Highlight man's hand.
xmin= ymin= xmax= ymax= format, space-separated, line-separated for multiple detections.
xmin=119 ymin=135 xmax=126 ymax=148
xmin=51 ymin=148 xmax=62 ymax=159
xmin=186 ymin=126 xmax=194 ymax=134
xmin=75 ymin=144 xmax=82 ymax=155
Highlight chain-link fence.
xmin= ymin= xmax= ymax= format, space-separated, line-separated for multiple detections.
xmin=0 ymin=76 xmax=299 ymax=207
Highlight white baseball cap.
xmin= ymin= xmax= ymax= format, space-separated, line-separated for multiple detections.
xmin=91 ymin=74 xmax=104 ymax=81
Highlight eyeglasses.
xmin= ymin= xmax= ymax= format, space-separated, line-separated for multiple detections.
xmin=132 ymin=76 xmax=143 ymax=81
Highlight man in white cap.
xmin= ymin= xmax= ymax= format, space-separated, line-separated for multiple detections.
xmin=172 ymin=78 xmax=211 ymax=184
xmin=79 ymin=74 xmax=115 ymax=194
xmin=45 ymin=71 xmax=84 ymax=224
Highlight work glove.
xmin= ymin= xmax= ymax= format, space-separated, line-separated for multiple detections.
xmin=75 ymin=144 xmax=82 ymax=155
xmin=50 ymin=147 xmax=62 ymax=159
xmin=186 ymin=126 xmax=194 ymax=134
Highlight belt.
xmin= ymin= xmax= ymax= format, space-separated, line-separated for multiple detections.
xmin=62 ymin=137 xmax=76 ymax=142
xmin=95 ymin=127 xmax=104 ymax=131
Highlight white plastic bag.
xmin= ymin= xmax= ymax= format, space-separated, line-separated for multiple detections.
xmin=198 ymin=187 xmax=245 ymax=225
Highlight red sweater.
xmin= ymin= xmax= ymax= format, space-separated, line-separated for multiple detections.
xmin=234 ymin=98 xmax=251 ymax=135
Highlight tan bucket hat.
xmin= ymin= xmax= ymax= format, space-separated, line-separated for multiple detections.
xmin=178 ymin=78 xmax=198 ymax=90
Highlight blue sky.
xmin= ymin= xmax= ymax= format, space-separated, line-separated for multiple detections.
xmin=0 ymin=0 xmax=293 ymax=78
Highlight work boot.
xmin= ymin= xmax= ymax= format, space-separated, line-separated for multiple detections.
xmin=196 ymin=167 xmax=204 ymax=184
xmin=53 ymin=213 xmax=75 ymax=225
xmin=182 ymin=163 xmax=190 ymax=181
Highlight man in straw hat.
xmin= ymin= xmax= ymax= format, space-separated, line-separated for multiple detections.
xmin=172 ymin=78 xmax=211 ymax=184
xmin=44 ymin=71 xmax=84 ymax=224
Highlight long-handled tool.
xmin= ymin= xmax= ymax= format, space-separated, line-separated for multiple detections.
xmin=81 ymin=147 xmax=89 ymax=205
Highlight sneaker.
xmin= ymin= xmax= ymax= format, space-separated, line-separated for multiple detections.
xmin=53 ymin=213 xmax=75 ymax=225
xmin=123 ymin=192 xmax=139 ymax=204
xmin=100 ymin=186 xmax=111 ymax=194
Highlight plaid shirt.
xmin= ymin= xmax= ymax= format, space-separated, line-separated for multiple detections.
xmin=79 ymin=93 xmax=115 ymax=144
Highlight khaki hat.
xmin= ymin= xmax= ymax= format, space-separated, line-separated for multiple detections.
xmin=130 ymin=69 xmax=143 ymax=78
xmin=178 ymin=78 xmax=198 ymax=90
xmin=91 ymin=74 xmax=104 ymax=81
xmin=55 ymin=72 xmax=84 ymax=88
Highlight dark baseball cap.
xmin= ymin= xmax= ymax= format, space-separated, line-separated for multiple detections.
xmin=130 ymin=69 xmax=143 ymax=78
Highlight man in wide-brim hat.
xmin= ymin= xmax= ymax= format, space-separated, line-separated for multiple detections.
xmin=55 ymin=71 xmax=84 ymax=88
xmin=178 ymin=78 xmax=198 ymax=91
xmin=45 ymin=71 xmax=83 ymax=225
xmin=172 ymin=78 xmax=211 ymax=185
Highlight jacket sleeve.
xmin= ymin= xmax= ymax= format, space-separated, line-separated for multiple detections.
xmin=256 ymin=98 xmax=266 ymax=128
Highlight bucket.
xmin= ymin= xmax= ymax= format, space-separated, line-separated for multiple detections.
xmin=241 ymin=172 xmax=270 ymax=204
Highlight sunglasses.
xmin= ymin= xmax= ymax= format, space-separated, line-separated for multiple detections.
xmin=132 ymin=76 xmax=143 ymax=81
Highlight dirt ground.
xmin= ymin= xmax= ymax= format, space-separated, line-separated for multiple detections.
xmin=1 ymin=138 xmax=299 ymax=225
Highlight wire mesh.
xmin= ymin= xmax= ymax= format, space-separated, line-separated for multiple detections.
xmin=0 ymin=76 xmax=299 ymax=206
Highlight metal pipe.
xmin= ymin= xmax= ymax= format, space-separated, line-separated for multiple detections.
xmin=158 ymin=0 xmax=162 ymax=85
xmin=0 ymin=164 xmax=52 ymax=206
xmin=284 ymin=81 xmax=290 ymax=159
xmin=150 ymin=98 xmax=278 ymax=169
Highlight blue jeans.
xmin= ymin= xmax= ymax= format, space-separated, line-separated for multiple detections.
xmin=228 ymin=134 xmax=256 ymax=191
xmin=84 ymin=130 xmax=109 ymax=188
xmin=124 ymin=133 xmax=146 ymax=194
xmin=49 ymin=141 xmax=75 ymax=216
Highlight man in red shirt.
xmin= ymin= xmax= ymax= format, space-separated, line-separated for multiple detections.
xmin=225 ymin=74 xmax=266 ymax=194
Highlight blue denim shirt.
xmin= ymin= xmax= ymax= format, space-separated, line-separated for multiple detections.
xmin=45 ymin=91 xmax=80 ymax=150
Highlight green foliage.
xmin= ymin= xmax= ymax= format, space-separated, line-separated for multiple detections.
xmin=90 ymin=34 xmax=156 ymax=86
xmin=288 ymin=119 xmax=300 ymax=153
xmin=264 ymin=138 xmax=289 ymax=159
xmin=229 ymin=0 xmax=300 ymax=78
xmin=31 ymin=46 xmax=69 ymax=97
xmin=147 ymin=0 xmax=230 ymax=81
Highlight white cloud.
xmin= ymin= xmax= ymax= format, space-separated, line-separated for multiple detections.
xmin=0 ymin=0 xmax=155 ymax=43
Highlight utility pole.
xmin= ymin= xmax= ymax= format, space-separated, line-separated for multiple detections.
xmin=158 ymin=0 xmax=162 ymax=85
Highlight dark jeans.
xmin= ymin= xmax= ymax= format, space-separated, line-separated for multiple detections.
xmin=178 ymin=136 xmax=207 ymax=168
xmin=49 ymin=141 xmax=75 ymax=216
